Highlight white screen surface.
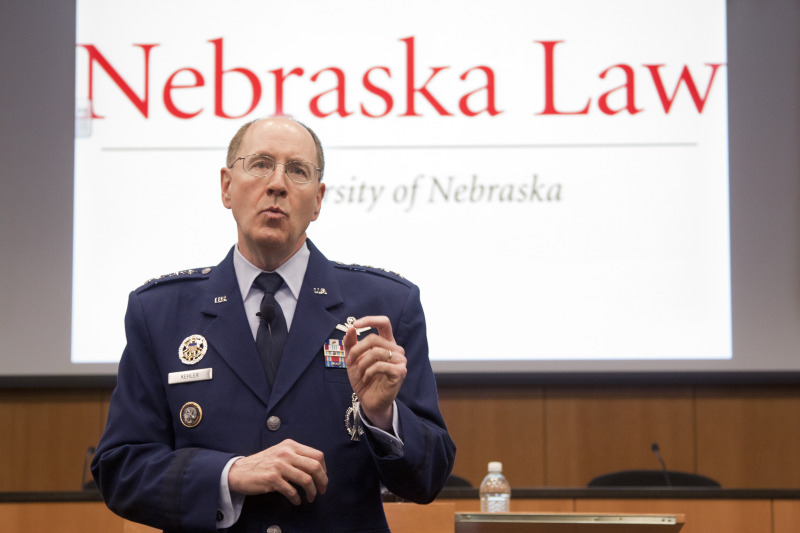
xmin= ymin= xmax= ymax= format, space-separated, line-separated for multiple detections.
xmin=71 ymin=0 xmax=730 ymax=367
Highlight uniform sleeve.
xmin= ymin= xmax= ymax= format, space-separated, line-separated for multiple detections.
xmin=91 ymin=291 xmax=236 ymax=533
xmin=364 ymin=283 xmax=457 ymax=503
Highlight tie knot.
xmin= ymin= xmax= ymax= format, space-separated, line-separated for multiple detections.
xmin=254 ymin=272 xmax=284 ymax=295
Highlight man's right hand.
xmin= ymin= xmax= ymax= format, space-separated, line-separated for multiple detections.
xmin=227 ymin=439 xmax=328 ymax=505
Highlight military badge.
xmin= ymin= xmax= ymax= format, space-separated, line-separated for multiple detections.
xmin=335 ymin=316 xmax=372 ymax=336
xmin=179 ymin=402 xmax=203 ymax=428
xmin=179 ymin=334 xmax=207 ymax=365
xmin=324 ymin=339 xmax=346 ymax=368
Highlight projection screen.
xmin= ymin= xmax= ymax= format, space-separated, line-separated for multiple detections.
xmin=1 ymin=0 xmax=799 ymax=383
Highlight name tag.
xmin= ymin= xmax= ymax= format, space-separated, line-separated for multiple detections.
xmin=168 ymin=367 xmax=213 ymax=385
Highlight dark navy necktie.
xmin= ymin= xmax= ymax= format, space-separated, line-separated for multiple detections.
xmin=253 ymin=272 xmax=288 ymax=387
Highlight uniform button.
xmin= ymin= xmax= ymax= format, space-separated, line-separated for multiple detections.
xmin=266 ymin=526 xmax=281 ymax=533
xmin=216 ymin=510 xmax=224 ymax=522
xmin=266 ymin=416 xmax=281 ymax=431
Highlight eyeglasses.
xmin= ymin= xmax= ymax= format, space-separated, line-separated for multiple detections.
xmin=230 ymin=154 xmax=321 ymax=184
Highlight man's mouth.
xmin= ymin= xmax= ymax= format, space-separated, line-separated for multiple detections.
xmin=262 ymin=206 xmax=287 ymax=218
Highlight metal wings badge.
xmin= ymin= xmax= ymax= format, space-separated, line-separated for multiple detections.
xmin=335 ymin=316 xmax=372 ymax=336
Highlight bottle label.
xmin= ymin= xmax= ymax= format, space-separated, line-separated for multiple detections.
xmin=481 ymin=494 xmax=510 ymax=513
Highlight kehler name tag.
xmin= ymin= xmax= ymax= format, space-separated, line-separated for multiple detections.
xmin=168 ymin=368 xmax=213 ymax=385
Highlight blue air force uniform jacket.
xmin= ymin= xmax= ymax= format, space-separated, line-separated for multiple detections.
xmin=91 ymin=241 xmax=456 ymax=532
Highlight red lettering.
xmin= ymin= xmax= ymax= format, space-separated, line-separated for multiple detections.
xmin=536 ymin=40 xmax=590 ymax=115
xmin=163 ymin=68 xmax=205 ymax=119
xmin=270 ymin=67 xmax=304 ymax=116
xmin=458 ymin=66 xmax=501 ymax=117
xmin=76 ymin=43 xmax=158 ymax=118
xmin=310 ymin=67 xmax=353 ymax=118
xmin=361 ymin=67 xmax=393 ymax=118
xmin=81 ymin=37 xmax=721 ymax=122
xmin=400 ymin=36 xmax=452 ymax=117
xmin=598 ymin=64 xmax=642 ymax=115
xmin=645 ymin=63 xmax=725 ymax=113
xmin=209 ymin=38 xmax=262 ymax=119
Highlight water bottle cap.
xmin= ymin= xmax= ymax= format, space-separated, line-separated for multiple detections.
xmin=488 ymin=461 xmax=503 ymax=473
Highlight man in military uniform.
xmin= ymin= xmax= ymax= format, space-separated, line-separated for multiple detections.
xmin=91 ymin=117 xmax=456 ymax=532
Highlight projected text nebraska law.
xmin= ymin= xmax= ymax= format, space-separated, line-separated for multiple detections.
xmin=76 ymin=38 xmax=725 ymax=120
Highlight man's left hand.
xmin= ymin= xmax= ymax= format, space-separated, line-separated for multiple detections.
xmin=343 ymin=316 xmax=407 ymax=431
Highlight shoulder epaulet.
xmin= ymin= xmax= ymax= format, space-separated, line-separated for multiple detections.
xmin=334 ymin=261 xmax=405 ymax=280
xmin=137 ymin=267 xmax=214 ymax=292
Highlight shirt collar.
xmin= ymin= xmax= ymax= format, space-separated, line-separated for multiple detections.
xmin=233 ymin=241 xmax=310 ymax=300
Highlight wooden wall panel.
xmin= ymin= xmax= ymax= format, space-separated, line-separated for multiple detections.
xmin=773 ymin=500 xmax=800 ymax=533
xmin=383 ymin=502 xmax=455 ymax=533
xmin=438 ymin=385 xmax=545 ymax=488
xmin=3 ymin=498 xmax=793 ymax=533
xmin=3 ymin=383 xmax=800 ymax=492
xmin=0 ymin=389 xmax=105 ymax=491
xmin=544 ymin=386 xmax=695 ymax=487
xmin=0 ymin=502 xmax=124 ymax=533
xmin=695 ymin=385 xmax=800 ymax=488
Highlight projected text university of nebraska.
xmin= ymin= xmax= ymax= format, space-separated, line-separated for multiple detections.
xmin=76 ymin=37 xmax=725 ymax=120
xmin=324 ymin=173 xmax=562 ymax=212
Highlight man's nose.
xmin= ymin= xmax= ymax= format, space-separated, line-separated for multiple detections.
xmin=265 ymin=166 xmax=289 ymax=197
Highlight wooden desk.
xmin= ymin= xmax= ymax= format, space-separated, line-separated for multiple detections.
xmin=438 ymin=488 xmax=800 ymax=533
xmin=455 ymin=512 xmax=684 ymax=533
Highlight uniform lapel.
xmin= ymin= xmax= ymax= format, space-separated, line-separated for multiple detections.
xmin=200 ymin=248 xmax=271 ymax=407
xmin=268 ymin=241 xmax=344 ymax=410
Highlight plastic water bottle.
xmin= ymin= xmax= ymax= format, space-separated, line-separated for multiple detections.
xmin=479 ymin=461 xmax=511 ymax=512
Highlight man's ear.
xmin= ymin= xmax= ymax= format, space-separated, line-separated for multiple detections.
xmin=221 ymin=167 xmax=232 ymax=209
xmin=312 ymin=183 xmax=326 ymax=220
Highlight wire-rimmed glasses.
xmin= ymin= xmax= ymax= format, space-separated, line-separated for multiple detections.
xmin=230 ymin=154 xmax=321 ymax=184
